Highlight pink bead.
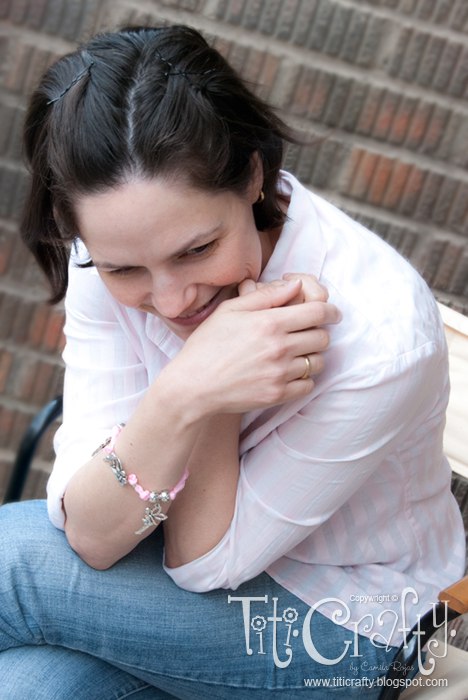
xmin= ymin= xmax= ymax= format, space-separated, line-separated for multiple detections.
xmin=135 ymin=484 xmax=150 ymax=501
xmin=128 ymin=474 xmax=137 ymax=486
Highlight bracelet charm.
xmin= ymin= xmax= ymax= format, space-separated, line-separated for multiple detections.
xmin=94 ymin=424 xmax=189 ymax=536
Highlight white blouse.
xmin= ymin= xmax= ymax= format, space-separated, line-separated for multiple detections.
xmin=48 ymin=171 xmax=466 ymax=647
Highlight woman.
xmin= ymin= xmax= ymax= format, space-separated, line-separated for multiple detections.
xmin=0 ymin=25 xmax=464 ymax=699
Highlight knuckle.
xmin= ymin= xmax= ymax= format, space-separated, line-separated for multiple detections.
xmin=312 ymin=354 xmax=325 ymax=374
xmin=264 ymin=383 xmax=285 ymax=405
xmin=311 ymin=303 xmax=327 ymax=326
xmin=316 ymin=328 xmax=330 ymax=349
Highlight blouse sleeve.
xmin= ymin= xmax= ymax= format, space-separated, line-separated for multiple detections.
xmin=47 ymin=259 xmax=149 ymax=529
xmin=163 ymin=332 xmax=448 ymax=591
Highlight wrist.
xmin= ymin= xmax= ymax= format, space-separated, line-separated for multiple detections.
xmin=155 ymin=357 xmax=220 ymax=423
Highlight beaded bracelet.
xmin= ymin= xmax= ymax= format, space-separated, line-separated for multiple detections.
xmin=93 ymin=424 xmax=189 ymax=535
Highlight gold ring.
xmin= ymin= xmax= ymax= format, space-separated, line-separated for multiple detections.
xmin=300 ymin=355 xmax=311 ymax=380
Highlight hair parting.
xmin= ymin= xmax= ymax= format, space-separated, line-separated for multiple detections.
xmin=21 ymin=25 xmax=296 ymax=303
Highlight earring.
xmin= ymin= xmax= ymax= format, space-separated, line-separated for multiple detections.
xmin=256 ymin=190 xmax=265 ymax=204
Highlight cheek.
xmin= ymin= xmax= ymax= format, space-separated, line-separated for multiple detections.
xmin=220 ymin=233 xmax=263 ymax=282
xmin=99 ymin=275 xmax=143 ymax=307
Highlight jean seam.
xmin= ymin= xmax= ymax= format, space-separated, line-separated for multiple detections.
xmin=117 ymin=683 xmax=154 ymax=699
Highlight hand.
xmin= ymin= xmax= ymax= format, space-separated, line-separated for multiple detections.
xmin=240 ymin=273 xmax=329 ymax=306
xmin=163 ymin=278 xmax=341 ymax=416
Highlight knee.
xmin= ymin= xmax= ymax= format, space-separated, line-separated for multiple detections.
xmin=0 ymin=500 xmax=62 ymax=566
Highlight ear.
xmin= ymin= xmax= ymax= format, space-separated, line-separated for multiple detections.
xmin=247 ymin=151 xmax=264 ymax=204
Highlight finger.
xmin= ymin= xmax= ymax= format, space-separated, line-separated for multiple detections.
xmin=286 ymin=327 xmax=331 ymax=356
xmin=266 ymin=300 xmax=342 ymax=333
xmin=227 ymin=278 xmax=302 ymax=312
xmin=282 ymin=273 xmax=328 ymax=302
xmin=238 ymin=278 xmax=257 ymax=296
xmin=295 ymin=353 xmax=325 ymax=380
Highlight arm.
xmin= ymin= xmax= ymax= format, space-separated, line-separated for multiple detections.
xmin=163 ymin=412 xmax=242 ymax=568
xmin=60 ymin=273 xmax=340 ymax=569
xmin=162 ymin=274 xmax=331 ymax=568
xmin=163 ymin=325 xmax=447 ymax=591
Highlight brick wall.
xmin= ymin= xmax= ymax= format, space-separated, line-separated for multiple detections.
xmin=1 ymin=0 xmax=467 ymax=501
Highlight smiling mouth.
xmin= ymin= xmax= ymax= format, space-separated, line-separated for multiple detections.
xmin=169 ymin=289 xmax=223 ymax=326
xmin=178 ymin=294 xmax=218 ymax=319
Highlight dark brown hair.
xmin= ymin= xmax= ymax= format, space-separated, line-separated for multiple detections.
xmin=21 ymin=25 xmax=294 ymax=302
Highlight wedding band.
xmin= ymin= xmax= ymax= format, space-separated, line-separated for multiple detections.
xmin=300 ymin=355 xmax=311 ymax=380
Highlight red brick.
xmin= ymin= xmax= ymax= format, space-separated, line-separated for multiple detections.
xmin=387 ymin=97 xmax=417 ymax=145
xmin=291 ymin=68 xmax=316 ymax=117
xmin=434 ymin=0 xmax=453 ymax=24
xmin=450 ymin=255 xmax=468 ymax=295
xmin=242 ymin=48 xmax=265 ymax=85
xmin=25 ymin=0 xmax=47 ymax=28
xmin=372 ymin=91 xmax=400 ymax=140
xmin=356 ymin=87 xmax=384 ymax=136
xmin=3 ymin=39 xmax=33 ymax=93
xmin=0 ymin=406 xmax=15 ymax=450
xmin=433 ymin=177 xmax=458 ymax=226
xmin=415 ymin=172 xmax=444 ymax=220
xmin=42 ymin=309 xmax=65 ymax=352
xmin=349 ymin=151 xmax=380 ymax=200
xmin=323 ymin=76 xmax=351 ymax=128
xmin=340 ymin=147 xmax=364 ymax=195
xmin=421 ymin=105 xmax=449 ymax=153
xmin=0 ymin=350 xmax=13 ymax=392
xmin=0 ymin=291 xmax=16 ymax=340
xmin=243 ymin=0 xmax=262 ymax=31
xmin=227 ymin=42 xmax=248 ymax=74
xmin=212 ymin=36 xmax=232 ymax=61
xmin=421 ymin=239 xmax=447 ymax=286
xmin=277 ymin=0 xmax=300 ymax=41
xmin=28 ymin=305 xmax=50 ymax=347
xmin=433 ymin=243 xmax=464 ymax=291
xmin=0 ymin=1 xmax=12 ymax=19
xmin=9 ymin=0 xmax=28 ymax=23
xmin=382 ymin=161 xmax=412 ymax=210
xmin=432 ymin=40 xmax=461 ymax=92
xmin=356 ymin=15 xmax=386 ymax=68
xmin=226 ymin=0 xmax=246 ymax=24
xmin=367 ymin=156 xmax=394 ymax=206
xmin=340 ymin=82 xmax=366 ymax=132
xmin=11 ymin=410 xmax=31 ymax=450
xmin=31 ymin=360 xmax=55 ymax=404
xmin=448 ymin=184 xmax=468 ymax=231
xmin=307 ymin=71 xmax=333 ymax=121
xmin=11 ymin=299 xmax=34 ymax=344
xmin=398 ymin=166 xmax=426 ymax=216
xmin=400 ymin=30 xmax=429 ymax=82
xmin=0 ymin=228 xmax=13 ymax=274
xmin=416 ymin=36 xmax=445 ymax=86
xmin=14 ymin=358 xmax=38 ymax=402
xmin=405 ymin=103 xmax=433 ymax=150
xmin=339 ymin=8 xmax=367 ymax=63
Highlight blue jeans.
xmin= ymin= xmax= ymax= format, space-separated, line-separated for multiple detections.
xmin=0 ymin=500 xmax=400 ymax=698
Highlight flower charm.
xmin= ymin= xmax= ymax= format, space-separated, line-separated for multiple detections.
xmin=283 ymin=608 xmax=298 ymax=625
xmin=251 ymin=615 xmax=267 ymax=633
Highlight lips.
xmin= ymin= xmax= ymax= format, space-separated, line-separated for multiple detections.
xmin=178 ymin=293 xmax=217 ymax=319
xmin=169 ymin=289 xmax=224 ymax=327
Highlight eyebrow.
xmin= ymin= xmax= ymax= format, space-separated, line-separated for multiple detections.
xmin=92 ymin=225 xmax=222 ymax=270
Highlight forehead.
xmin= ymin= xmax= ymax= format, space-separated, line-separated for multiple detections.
xmin=73 ymin=177 xmax=239 ymax=264
xmin=75 ymin=178 xmax=214 ymax=239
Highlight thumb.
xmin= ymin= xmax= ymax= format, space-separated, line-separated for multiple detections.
xmin=238 ymin=278 xmax=257 ymax=296
xmin=230 ymin=278 xmax=302 ymax=311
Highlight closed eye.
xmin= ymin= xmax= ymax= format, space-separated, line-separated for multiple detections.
xmin=107 ymin=266 xmax=139 ymax=276
xmin=180 ymin=241 xmax=216 ymax=258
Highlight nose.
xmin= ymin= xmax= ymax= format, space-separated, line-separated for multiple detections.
xmin=150 ymin=273 xmax=198 ymax=319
